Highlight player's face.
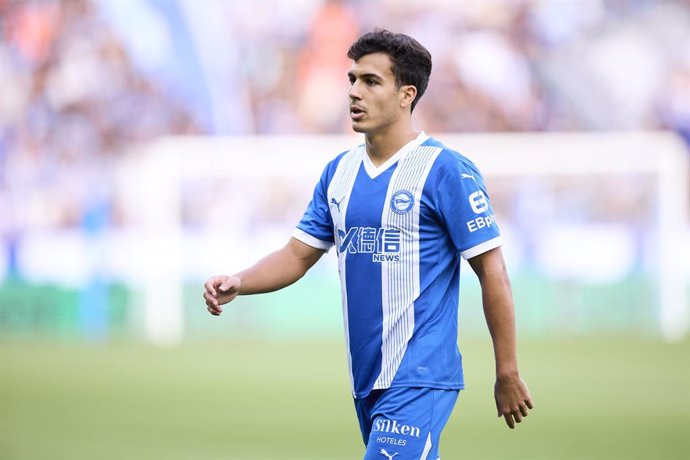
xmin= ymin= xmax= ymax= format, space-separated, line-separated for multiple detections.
xmin=347 ymin=53 xmax=407 ymax=135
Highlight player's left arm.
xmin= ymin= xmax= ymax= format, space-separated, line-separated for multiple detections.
xmin=468 ymin=246 xmax=534 ymax=429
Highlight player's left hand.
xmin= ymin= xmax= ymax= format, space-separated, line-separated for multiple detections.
xmin=494 ymin=374 xmax=533 ymax=429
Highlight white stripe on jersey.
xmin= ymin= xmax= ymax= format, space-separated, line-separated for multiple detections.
xmin=326 ymin=146 xmax=363 ymax=395
xmin=420 ymin=432 xmax=433 ymax=460
xmin=292 ymin=228 xmax=333 ymax=251
xmin=461 ymin=235 xmax=502 ymax=260
xmin=373 ymin=145 xmax=442 ymax=390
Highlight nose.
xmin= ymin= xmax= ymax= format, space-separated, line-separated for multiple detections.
xmin=349 ymin=80 xmax=361 ymax=100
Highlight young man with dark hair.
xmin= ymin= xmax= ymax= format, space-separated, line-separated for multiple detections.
xmin=204 ymin=29 xmax=533 ymax=459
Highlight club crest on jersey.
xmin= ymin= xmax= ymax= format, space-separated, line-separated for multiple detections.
xmin=390 ymin=190 xmax=414 ymax=215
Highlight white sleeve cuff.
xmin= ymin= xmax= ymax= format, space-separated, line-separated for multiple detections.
xmin=461 ymin=236 xmax=502 ymax=260
xmin=292 ymin=228 xmax=334 ymax=251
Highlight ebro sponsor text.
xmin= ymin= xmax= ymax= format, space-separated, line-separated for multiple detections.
xmin=466 ymin=214 xmax=497 ymax=233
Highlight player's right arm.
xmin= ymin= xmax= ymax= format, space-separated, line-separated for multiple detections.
xmin=203 ymin=237 xmax=325 ymax=316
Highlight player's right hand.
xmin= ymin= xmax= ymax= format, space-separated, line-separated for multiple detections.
xmin=203 ymin=275 xmax=241 ymax=316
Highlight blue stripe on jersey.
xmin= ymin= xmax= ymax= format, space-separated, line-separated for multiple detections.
xmin=293 ymin=135 xmax=501 ymax=399
xmin=343 ymin=163 xmax=392 ymax=395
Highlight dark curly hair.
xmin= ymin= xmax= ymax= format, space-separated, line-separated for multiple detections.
xmin=347 ymin=29 xmax=432 ymax=112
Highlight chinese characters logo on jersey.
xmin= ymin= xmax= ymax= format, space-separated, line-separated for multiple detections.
xmin=336 ymin=227 xmax=401 ymax=262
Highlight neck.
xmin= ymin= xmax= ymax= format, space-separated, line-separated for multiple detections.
xmin=364 ymin=124 xmax=419 ymax=167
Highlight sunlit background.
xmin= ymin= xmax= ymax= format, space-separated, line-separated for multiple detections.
xmin=1 ymin=1 xmax=689 ymax=459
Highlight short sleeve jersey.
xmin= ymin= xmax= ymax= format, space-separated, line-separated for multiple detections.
xmin=293 ymin=133 xmax=501 ymax=399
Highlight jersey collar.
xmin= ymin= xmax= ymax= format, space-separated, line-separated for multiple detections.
xmin=362 ymin=131 xmax=429 ymax=179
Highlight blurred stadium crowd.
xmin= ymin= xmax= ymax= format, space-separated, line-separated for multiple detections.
xmin=0 ymin=0 xmax=689 ymax=275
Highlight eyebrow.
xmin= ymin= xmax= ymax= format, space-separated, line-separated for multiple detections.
xmin=348 ymin=71 xmax=383 ymax=81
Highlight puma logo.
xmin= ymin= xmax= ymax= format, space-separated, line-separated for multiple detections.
xmin=330 ymin=196 xmax=345 ymax=212
xmin=380 ymin=448 xmax=399 ymax=460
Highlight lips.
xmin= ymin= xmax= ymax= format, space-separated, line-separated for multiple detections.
xmin=350 ymin=105 xmax=365 ymax=121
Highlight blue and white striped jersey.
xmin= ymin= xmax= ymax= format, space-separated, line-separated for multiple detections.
xmin=293 ymin=133 xmax=501 ymax=399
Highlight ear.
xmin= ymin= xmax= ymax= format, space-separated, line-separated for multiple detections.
xmin=399 ymin=85 xmax=417 ymax=110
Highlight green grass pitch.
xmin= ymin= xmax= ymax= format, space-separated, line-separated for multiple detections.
xmin=1 ymin=337 xmax=688 ymax=459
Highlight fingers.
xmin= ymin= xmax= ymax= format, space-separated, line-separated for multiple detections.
xmin=204 ymin=279 xmax=218 ymax=297
xmin=498 ymin=399 xmax=532 ymax=429
xmin=495 ymin=377 xmax=533 ymax=429
xmin=203 ymin=291 xmax=222 ymax=309
xmin=202 ymin=290 xmax=215 ymax=307
xmin=500 ymin=408 xmax=523 ymax=429
xmin=203 ymin=278 xmax=224 ymax=316
xmin=203 ymin=291 xmax=223 ymax=315
xmin=203 ymin=276 xmax=240 ymax=316
xmin=503 ymin=413 xmax=515 ymax=429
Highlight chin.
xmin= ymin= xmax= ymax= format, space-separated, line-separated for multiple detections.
xmin=351 ymin=122 xmax=367 ymax=133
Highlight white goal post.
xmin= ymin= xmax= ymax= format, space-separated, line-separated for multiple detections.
xmin=121 ymin=131 xmax=689 ymax=345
